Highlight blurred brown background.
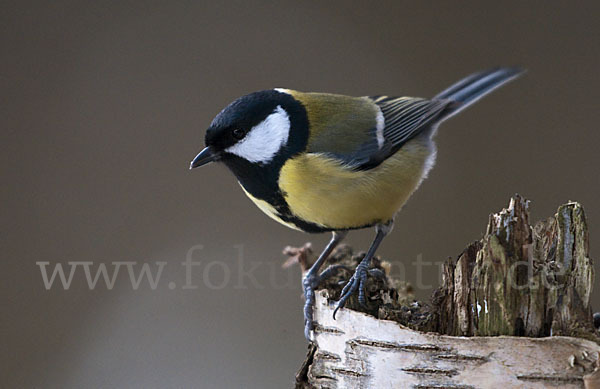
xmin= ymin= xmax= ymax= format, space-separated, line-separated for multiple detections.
xmin=2 ymin=1 xmax=599 ymax=388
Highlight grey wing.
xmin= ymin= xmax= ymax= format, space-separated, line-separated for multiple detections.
xmin=347 ymin=96 xmax=453 ymax=171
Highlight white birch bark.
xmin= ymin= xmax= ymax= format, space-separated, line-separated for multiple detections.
xmin=303 ymin=290 xmax=600 ymax=389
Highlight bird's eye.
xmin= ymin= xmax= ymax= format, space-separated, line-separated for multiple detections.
xmin=232 ymin=128 xmax=245 ymax=140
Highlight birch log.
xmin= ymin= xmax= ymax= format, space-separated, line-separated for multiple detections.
xmin=298 ymin=291 xmax=600 ymax=388
xmin=293 ymin=196 xmax=599 ymax=388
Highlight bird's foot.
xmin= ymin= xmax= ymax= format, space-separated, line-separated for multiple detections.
xmin=333 ymin=265 xmax=385 ymax=319
xmin=332 ymin=263 xmax=367 ymax=319
xmin=302 ymin=264 xmax=348 ymax=341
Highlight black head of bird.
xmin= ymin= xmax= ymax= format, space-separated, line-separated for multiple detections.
xmin=190 ymin=67 xmax=524 ymax=341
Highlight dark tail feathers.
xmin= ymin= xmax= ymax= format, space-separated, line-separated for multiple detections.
xmin=435 ymin=67 xmax=524 ymax=120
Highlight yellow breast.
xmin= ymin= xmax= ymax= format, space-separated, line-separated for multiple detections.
xmin=278 ymin=137 xmax=433 ymax=230
xmin=239 ymin=185 xmax=304 ymax=231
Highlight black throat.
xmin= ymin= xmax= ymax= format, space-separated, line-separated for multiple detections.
xmin=220 ymin=91 xmax=330 ymax=233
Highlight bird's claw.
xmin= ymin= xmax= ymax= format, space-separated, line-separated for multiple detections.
xmin=302 ymin=274 xmax=319 ymax=341
xmin=333 ymin=263 xmax=369 ymax=319
xmin=302 ymin=265 xmax=349 ymax=341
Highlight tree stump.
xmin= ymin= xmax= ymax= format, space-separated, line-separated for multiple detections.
xmin=291 ymin=195 xmax=599 ymax=388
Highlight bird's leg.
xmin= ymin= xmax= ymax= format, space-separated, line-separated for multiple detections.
xmin=333 ymin=220 xmax=393 ymax=319
xmin=302 ymin=230 xmax=347 ymax=341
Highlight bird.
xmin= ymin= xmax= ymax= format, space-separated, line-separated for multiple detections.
xmin=189 ymin=67 xmax=523 ymax=341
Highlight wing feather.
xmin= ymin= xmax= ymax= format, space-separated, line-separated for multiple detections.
xmin=292 ymin=90 xmax=451 ymax=171
xmin=345 ymin=96 xmax=451 ymax=170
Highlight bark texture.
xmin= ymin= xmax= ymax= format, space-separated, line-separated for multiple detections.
xmin=293 ymin=196 xmax=598 ymax=388
xmin=434 ymin=195 xmax=595 ymax=339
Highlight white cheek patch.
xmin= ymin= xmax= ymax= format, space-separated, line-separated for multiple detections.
xmin=225 ymin=105 xmax=291 ymax=164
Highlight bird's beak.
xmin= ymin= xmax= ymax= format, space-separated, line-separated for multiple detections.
xmin=190 ymin=147 xmax=219 ymax=169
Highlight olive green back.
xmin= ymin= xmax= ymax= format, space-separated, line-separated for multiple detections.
xmin=287 ymin=91 xmax=378 ymax=155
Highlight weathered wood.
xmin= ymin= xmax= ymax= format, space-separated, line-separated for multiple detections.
xmin=434 ymin=195 xmax=595 ymax=338
xmin=293 ymin=196 xmax=598 ymax=388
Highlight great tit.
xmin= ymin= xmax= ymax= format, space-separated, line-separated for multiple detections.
xmin=190 ymin=67 xmax=523 ymax=340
